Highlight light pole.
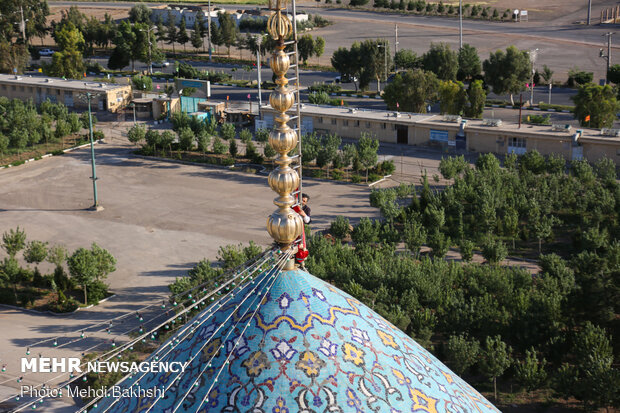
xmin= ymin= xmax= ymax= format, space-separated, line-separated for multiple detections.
xmin=530 ymin=48 xmax=538 ymax=106
xmin=130 ymin=102 xmax=136 ymax=124
xmin=256 ymin=34 xmax=263 ymax=110
xmin=80 ymin=92 xmax=102 ymax=211
xmin=587 ymin=0 xmax=592 ymax=25
xmin=140 ymin=26 xmax=157 ymax=75
xmin=459 ymin=0 xmax=463 ymax=49
xmin=394 ymin=24 xmax=399 ymax=71
xmin=377 ymin=43 xmax=387 ymax=93
xmin=207 ymin=0 xmax=212 ymax=62
xmin=601 ymin=32 xmax=614 ymax=84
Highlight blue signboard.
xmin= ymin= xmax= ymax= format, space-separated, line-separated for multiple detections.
xmin=430 ymin=129 xmax=449 ymax=142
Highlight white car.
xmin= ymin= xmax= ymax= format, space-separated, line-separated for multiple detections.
xmin=152 ymin=61 xmax=170 ymax=68
xmin=39 ymin=49 xmax=54 ymax=56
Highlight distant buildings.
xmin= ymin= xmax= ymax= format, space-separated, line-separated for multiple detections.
xmin=150 ymin=4 xmax=308 ymax=28
xmin=260 ymin=104 xmax=620 ymax=165
xmin=0 ymin=74 xmax=132 ymax=112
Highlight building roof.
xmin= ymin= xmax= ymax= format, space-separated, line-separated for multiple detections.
xmin=262 ymin=103 xmax=620 ymax=144
xmin=91 ymin=264 xmax=498 ymax=413
xmin=0 ymin=74 xmax=130 ymax=93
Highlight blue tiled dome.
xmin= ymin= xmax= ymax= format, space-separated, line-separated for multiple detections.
xmin=92 ymin=267 xmax=498 ymax=412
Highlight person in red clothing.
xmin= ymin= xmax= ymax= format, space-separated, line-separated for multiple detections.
xmin=292 ymin=193 xmax=311 ymax=267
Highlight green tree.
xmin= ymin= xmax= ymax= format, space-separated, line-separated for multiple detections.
xmin=178 ymin=126 xmax=195 ymax=151
xmin=191 ymin=20 xmax=203 ymax=51
xmin=483 ymin=45 xmax=532 ymax=105
xmin=165 ymin=11 xmax=177 ymax=54
xmin=0 ymin=41 xmax=29 ymax=75
xmin=212 ymin=136 xmax=226 ymax=154
xmin=438 ymin=80 xmax=466 ymax=115
xmin=298 ymin=34 xmax=317 ymax=65
xmin=127 ymin=124 xmax=146 ymax=146
xmin=422 ymin=42 xmax=458 ymax=81
xmin=177 ymin=18 xmax=189 ymax=52
xmin=0 ymin=257 xmax=21 ymax=303
xmin=403 ymin=218 xmax=426 ymax=257
xmin=464 ymin=79 xmax=486 ymax=118
xmin=394 ymin=49 xmax=420 ymax=70
xmin=330 ymin=216 xmax=351 ymax=240
xmin=2 ymin=227 xmax=26 ymax=258
xmin=47 ymin=245 xmax=67 ymax=270
xmin=67 ymin=247 xmax=98 ymax=305
xmin=263 ymin=143 xmax=276 ymax=159
xmin=239 ymin=128 xmax=252 ymax=144
xmin=480 ymin=335 xmax=512 ymax=401
xmin=572 ymin=83 xmax=620 ymax=128
xmin=128 ymin=4 xmax=152 ymax=24
xmin=481 ymin=237 xmax=507 ymax=264
xmin=515 ymin=347 xmax=547 ymax=392
xmin=459 ymin=239 xmax=475 ymax=262
xmin=229 ymin=138 xmax=238 ymax=158
xmin=24 ymin=240 xmax=48 ymax=266
xmin=90 ymin=242 xmax=116 ymax=282
xmin=356 ymin=133 xmax=379 ymax=182
xmin=427 ymin=229 xmax=450 ymax=258
xmin=445 ymin=334 xmax=480 ymax=375
xmin=383 ymin=69 xmax=438 ymax=113
xmin=220 ymin=122 xmax=236 ymax=140
xmin=131 ymin=74 xmax=153 ymax=92
xmin=503 ymin=207 xmax=519 ymax=250
xmin=351 ymin=217 xmax=379 ymax=244
xmin=331 ymin=46 xmax=360 ymax=91
xmin=218 ymin=12 xmax=238 ymax=57
xmin=49 ymin=22 xmax=85 ymax=79
xmin=541 ymin=64 xmax=553 ymax=84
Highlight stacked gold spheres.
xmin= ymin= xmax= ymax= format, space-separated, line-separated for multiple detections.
xmin=265 ymin=9 xmax=303 ymax=246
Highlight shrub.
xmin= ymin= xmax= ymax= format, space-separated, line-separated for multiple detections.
xmin=351 ymin=174 xmax=362 ymax=183
xmin=459 ymin=239 xmax=475 ymax=262
xmin=239 ymin=128 xmax=253 ymax=144
xmin=220 ymin=123 xmax=236 ymax=140
xmin=212 ymin=137 xmax=227 ymax=154
xmin=481 ymin=237 xmax=507 ymax=264
xmin=330 ymin=216 xmax=351 ymax=239
xmin=368 ymin=173 xmax=382 ymax=182
xmin=331 ymin=170 xmax=344 ymax=180
xmin=88 ymin=281 xmax=110 ymax=304
xmin=308 ymin=83 xmax=342 ymax=94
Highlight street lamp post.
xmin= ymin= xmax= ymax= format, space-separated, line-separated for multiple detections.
xmin=256 ymin=35 xmax=263 ymax=110
xmin=207 ymin=0 xmax=212 ymax=62
xmin=601 ymin=32 xmax=614 ymax=84
xmin=82 ymin=92 xmax=102 ymax=211
xmin=530 ymin=48 xmax=538 ymax=106
xmin=377 ymin=43 xmax=387 ymax=93
xmin=130 ymin=102 xmax=136 ymax=124
xmin=459 ymin=0 xmax=463 ymax=49
xmin=140 ymin=26 xmax=157 ymax=75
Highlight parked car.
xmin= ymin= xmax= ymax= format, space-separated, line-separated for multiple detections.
xmin=38 ymin=49 xmax=55 ymax=56
xmin=334 ymin=74 xmax=358 ymax=83
xmin=152 ymin=61 xmax=170 ymax=68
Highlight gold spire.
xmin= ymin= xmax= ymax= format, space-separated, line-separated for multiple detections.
xmin=266 ymin=2 xmax=303 ymax=247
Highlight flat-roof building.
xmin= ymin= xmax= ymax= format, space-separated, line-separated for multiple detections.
xmin=259 ymin=104 xmax=620 ymax=165
xmin=0 ymin=74 xmax=132 ymax=112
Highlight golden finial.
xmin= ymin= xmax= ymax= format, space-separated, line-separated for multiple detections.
xmin=266 ymin=0 xmax=302 ymax=248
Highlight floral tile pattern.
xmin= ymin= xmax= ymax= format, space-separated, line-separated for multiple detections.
xmin=92 ymin=269 xmax=499 ymax=413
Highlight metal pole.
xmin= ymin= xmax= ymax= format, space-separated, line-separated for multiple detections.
xmin=608 ymin=32 xmax=612 ymax=81
xmin=394 ymin=24 xmax=398 ymax=71
xmin=548 ymin=83 xmax=552 ymax=105
xmin=518 ymin=94 xmax=523 ymax=129
xmin=587 ymin=0 xmax=592 ymax=25
xmin=87 ymin=94 xmax=100 ymax=210
xmin=133 ymin=104 xmax=136 ymax=124
xmin=384 ymin=44 xmax=387 ymax=82
xmin=148 ymin=27 xmax=153 ymax=75
xmin=257 ymin=45 xmax=262 ymax=109
xmin=20 ymin=5 xmax=26 ymax=43
xmin=530 ymin=69 xmax=534 ymax=106
xmin=207 ymin=0 xmax=212 ymax=61
xmin=459 ymin=0 xmax=463 ymax=49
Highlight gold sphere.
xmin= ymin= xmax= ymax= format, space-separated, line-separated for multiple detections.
xmin=268 ymin=167 xmax=300 ymax=196
xmin=267 ymin=209 xmax=303 ymax=244
xmin=269 ymin=128 xmax=297 ymax=154
xmin=270 ymin=89 xmax=294 ymax=113
xmin=270 ymin=50 xmax=290 ymax=75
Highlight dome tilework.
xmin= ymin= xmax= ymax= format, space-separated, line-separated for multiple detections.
xmin=92 ymin=267 xmax=499 ymax=413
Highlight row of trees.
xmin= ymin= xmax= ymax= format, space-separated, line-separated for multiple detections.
xmin=308 ymin=151 xmax=619 ymax=409
xmin=0 ymin=97 xmax=95 ymax=156
xmin=369 ymin=0 xmax=510 ymax=21
xmin=0 ymin=227 xmax=116 ymax=311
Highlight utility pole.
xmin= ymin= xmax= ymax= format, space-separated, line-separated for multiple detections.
xmin=19 ymin=5 xmax=26 ymax=44
xmin=587 ymin=0 xmax=592 ymax=25
xmin=207 ymin=0 xmax=212 ymax=62
xmin=256 ymin=35 xmax=263 ymax=110
xmin=377 ymin=43 xmax=387 ymax=92
xmin=602 ymin=32 xmax=614 ymax=83
xmin=394 ymin=24 xmax=398 ymax=71
xmin=530 ymin=48 xmax=538 ymax=106
xmin=459 ymin=0 xmax=463 ymax=49
xmin=85 ymin=93 xmax=102 ymax=211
